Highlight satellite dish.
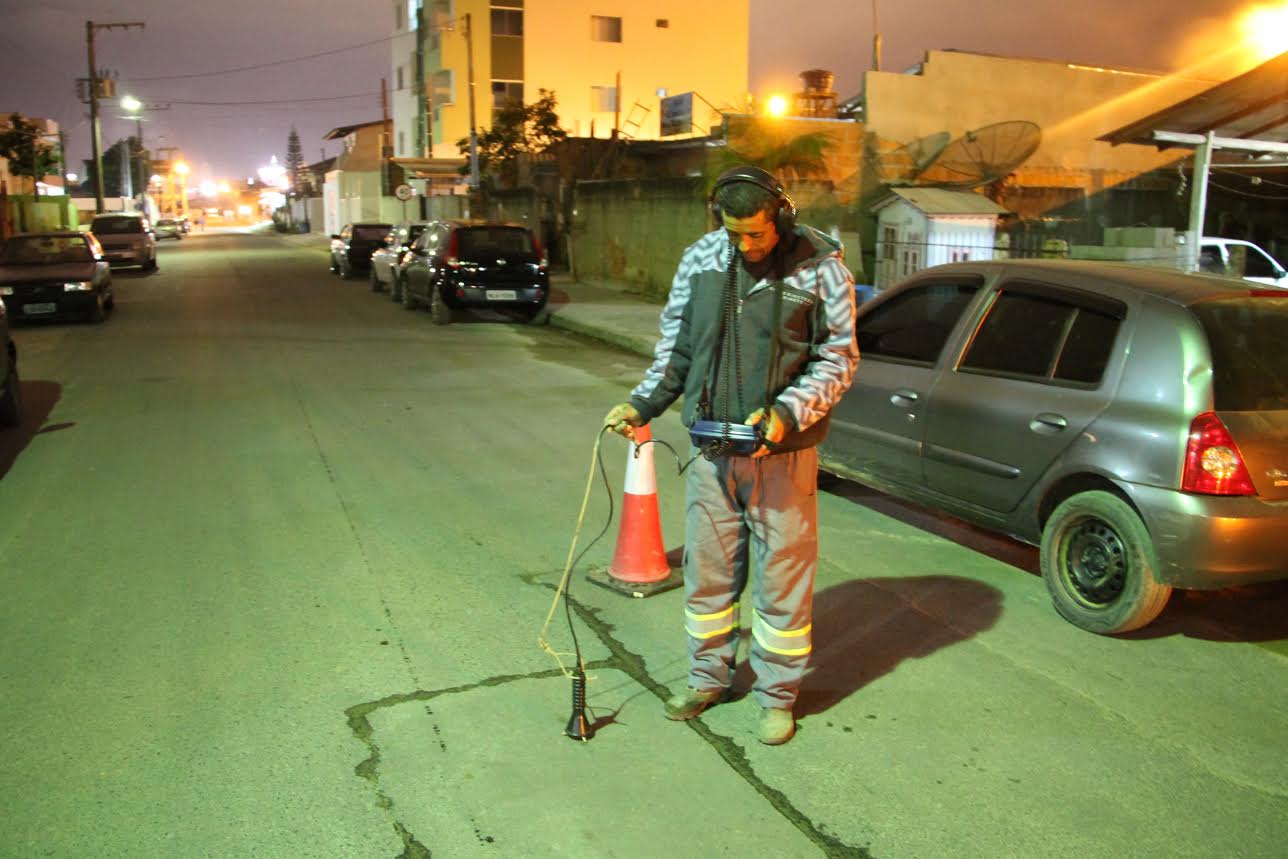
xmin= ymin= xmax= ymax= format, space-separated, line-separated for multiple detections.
xmin=916 ymin=121 xmax=1042 ymax=188
xmin=872 ymin=131 xmax=951 ymax=184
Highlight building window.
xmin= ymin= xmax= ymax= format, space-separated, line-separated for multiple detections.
xmin=433 ymin=69 xmax=455 ymax=105
xmin=656 ymin=19 xmax=669 ymax=28
xmin=492 ymin=81 xmax=523 ymax=114
xmin=591 ymin=85 xmax=617 ymax=113
xmin=407 ymin=0 xmax=420 ymax=30
xmin=396 ymin=66 xmax=404 ymax=90
xmin=398 ymin=130 xmax=405 ymax=156
xmin=491 ymin=7 xmax=523 ymax=36
xmin=395 ymin=2 xmax=404 ymax=30
xmin=591 ymin=15 xmax=622 ymax=42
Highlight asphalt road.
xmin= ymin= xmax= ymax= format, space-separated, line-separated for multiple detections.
xmin=2 ymin=229 xmax=1286 ymax=858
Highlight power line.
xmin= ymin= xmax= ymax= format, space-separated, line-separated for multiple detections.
xmin=130 ymin=34 xmax=398 ymax=82
xmin=153 ymin=92 xmax=380 ymax=107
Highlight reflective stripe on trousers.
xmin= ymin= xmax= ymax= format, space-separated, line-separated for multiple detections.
xmin=682 ymin=446 xmax=818 ymax=709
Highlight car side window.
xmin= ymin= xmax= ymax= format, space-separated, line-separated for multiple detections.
xmin=1198 ymin=246 xmax=1225 ymax=274
xmin=959 ymin=286 xmax=1124 ymax=385
xmin=856 ymin=280 xmax=980 ymax=364
xmin=1243 ymin=245 xmax=1282 ymax=278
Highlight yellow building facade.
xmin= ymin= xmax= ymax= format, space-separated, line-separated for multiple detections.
xmin=390 ymin=0 xmax=749 ymax=161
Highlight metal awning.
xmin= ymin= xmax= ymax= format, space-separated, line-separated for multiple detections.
xmin=391 ymin=157 xmax=468 ymax=180
xmin=1100 ymin=51 xmax=1288 ymax=270
xmin=1101 ymin=50 xmax=1288 ymax=150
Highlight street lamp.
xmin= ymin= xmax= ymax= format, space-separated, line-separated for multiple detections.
xmin=120 ymin=94 xmax=148 ymax=213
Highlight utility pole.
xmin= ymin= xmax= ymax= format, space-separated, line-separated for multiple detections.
xmin=871 ymin=0 xmax=882 ymax=72
xmin=58 ymin=129 xmax=71 ymax=196
xmin=464 ymin=11 xmax=478 ymax=189
xmin=415 ymin=1 xmax=428 ymax=157
xmin=85 ymin=19 xmax=144 ymax=213
xmin=380 ymin=77 xmax=391 ymax=196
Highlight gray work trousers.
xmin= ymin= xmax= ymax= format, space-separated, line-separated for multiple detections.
xmin=682 ymin=446 xmax=818 ymax=710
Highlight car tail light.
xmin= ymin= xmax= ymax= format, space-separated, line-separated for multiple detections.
xmin=444 ymin=230 xmax=461 ymax=267
xmin=534 ymin=237 xmax=548 ymax=271
xmin=1181 ymin=412 xmax=1257 ymax=496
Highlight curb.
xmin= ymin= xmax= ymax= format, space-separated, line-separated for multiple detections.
xmin=546 ymin=312 xmax=656 ymax=360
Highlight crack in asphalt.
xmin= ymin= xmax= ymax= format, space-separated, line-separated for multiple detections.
xmin=344 ymin=576 xmax=873 ymax=859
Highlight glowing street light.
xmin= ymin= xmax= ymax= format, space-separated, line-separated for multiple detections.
xmin=1239 ymin=2 xmax=1288 ymax=61
xmin=766 ymin=95 xmax=789 ymax=117
xmin=120 ymin=94 xmax=142 ymax=115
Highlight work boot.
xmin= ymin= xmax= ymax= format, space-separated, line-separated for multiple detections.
xmin=663 ymin=687 xmax=724 ymax=721
xmin=758 ymin=708 xmax=796 ymax=745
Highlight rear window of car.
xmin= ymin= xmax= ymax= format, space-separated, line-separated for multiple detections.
xmin=456 ymin=227 xmax=535 ymax=257
xmin=1191 ymin=295 xmax=1288 ymax=411
xmin=92 ymin=216 xmax=144 ymax=234
xmin=1 ymin=234 xmax=92 ymax=264
xmin=352 ymin=225 xmax=391 ymax=241
xmin=856 ymin=279 xmax=980 ymax=364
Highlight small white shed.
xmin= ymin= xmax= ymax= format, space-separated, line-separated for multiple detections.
xmin=871 ymin=188 xmax=1009 ymax=289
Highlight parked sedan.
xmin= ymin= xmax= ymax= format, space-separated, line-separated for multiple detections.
xmin=329 ymin=222 xmax=392 ymax=279
xmin=0 ymin=296 xmax=19 ymax=427
xmin=0 ymin=231 xmax=115 ymax=323
xmin=400 ymin=221 xmax=549 ymax=324
xmin=370 ymin=221 xmax=429 ymax=297
xmin=819 ymin=259 xmax=1288 ymax=635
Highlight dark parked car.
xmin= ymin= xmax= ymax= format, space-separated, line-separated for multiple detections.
xmin=89 ymin=213 xmax=157 ymax=271
xmin=400 ymin=221 xmax=549 ymax=324
xmin=0 ymin=231 xmax=115 ymax=323
xmin=819 ymin=259 xmax=1288 ymax=635
xmin=330 ymin=222 xmax=392 ymax=279
xmin=371 ymin=221 xmax=430 ymax=297
xmin=0 ymin=297 xmax=19 ymax=427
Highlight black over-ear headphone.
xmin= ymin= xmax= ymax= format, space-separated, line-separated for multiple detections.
xmin=709 ymin=165 xmax=797 ymax=237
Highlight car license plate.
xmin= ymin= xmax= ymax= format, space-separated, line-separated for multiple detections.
xmin=486 ymin=290 xmax=517 ymax=301
xmin=24 ymin=302 xmax=56 ymax=314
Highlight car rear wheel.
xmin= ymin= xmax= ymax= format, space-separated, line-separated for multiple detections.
xmin=390 ymin=274 xmax=404 ymax=303
xmin=523 ymin=305 xmax=549 ymax=325
xmin=1040 ymin=491 xmax=1171 ymax=634
xmin=429 ymin=285 xmax=452 ymax=325
xmin=401 ymin=280 xmax=419 ymax=310
xmin=0 ymin=358 xmax=20 ymax=428
xmin=340 ymin=258 xmax=354 ymax=279
xmin=142 ymin=253 xmax=157 ymax=272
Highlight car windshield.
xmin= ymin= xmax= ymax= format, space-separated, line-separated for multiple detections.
xmin=92 ymin=216 xmax=144 ymax=234
xmin=0 ymin=235 xmax=94 ymax=265
xmin=1192 ymin=295 xmax=1288 ymax=411
xmin=353 ymin=225 xmax=391 ymax=241
xmin=457 ymin=227 xmax=535 ymax=257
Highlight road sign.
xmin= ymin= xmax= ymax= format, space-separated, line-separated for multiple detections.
xmin=394 ymin=184 xmax=414 ymax=201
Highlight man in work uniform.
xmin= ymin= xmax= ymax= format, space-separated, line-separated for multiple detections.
xmin=604 ymin=165 xmax=859 ymax=745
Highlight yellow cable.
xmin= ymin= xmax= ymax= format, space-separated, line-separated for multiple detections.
xmin=538 ymin=428 xmax=608 ymax=678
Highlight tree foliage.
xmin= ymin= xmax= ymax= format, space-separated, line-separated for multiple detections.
xmin=457 ymin=88 xmax=567 ymax=183
xmin=0 ymin=113 xmax=62 ymax=195
xmin=706 ymin=127 xmax=836 ymax=189
xmin=80 ymin=138 xmax=142 ymax=198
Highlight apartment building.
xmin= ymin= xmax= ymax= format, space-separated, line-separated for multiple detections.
xmin=388 ymin=0 xmax=749 ymax=161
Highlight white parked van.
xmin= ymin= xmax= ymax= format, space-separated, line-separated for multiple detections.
xmin=1199 ymin=237 xmax=1287 ymax=287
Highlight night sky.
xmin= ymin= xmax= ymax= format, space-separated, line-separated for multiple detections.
xmin=0 ymin=0 xmax=1272 ymax=185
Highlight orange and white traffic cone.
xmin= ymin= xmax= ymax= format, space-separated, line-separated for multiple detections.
xmin=587 ymin=423 xmax=683 ymax=598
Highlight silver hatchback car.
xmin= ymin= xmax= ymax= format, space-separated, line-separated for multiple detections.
xmin=820 ymin=259 xmax=1288 ymax=635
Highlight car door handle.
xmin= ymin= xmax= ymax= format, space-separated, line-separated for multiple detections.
xmin=890 ymin=389 xmax=919 ymax=407
xmin=1030 ymin=413 xmax=1068 ymax=434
